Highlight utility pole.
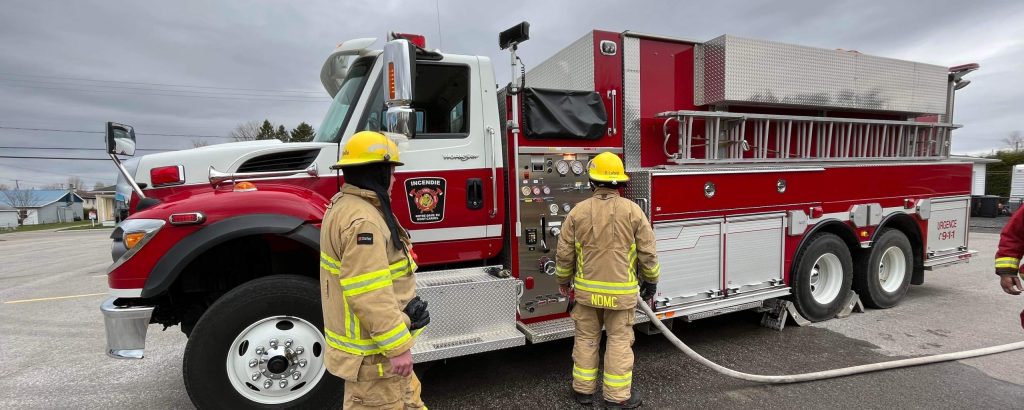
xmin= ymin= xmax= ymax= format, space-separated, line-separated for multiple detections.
xmin=13 ymin=179 xmax=20 ymax=190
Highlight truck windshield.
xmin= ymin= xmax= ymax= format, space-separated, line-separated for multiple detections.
xmin=315 ymin=56 xmax=375 ymax=143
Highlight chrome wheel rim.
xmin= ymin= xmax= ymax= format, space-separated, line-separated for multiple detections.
xmin=225 ymin=315 xmax=327 ymax=405
xmin=878 ymin=246 xmax=907 ymax=293
xmin=809 ymin=253 xmax=843 ymax=304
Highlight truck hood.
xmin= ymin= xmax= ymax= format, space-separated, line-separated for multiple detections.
xmin=133 ymin=140 xmax=339 ymax=187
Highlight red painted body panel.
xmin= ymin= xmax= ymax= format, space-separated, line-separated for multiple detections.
xmin=638 ymin=38 xmax=697 ymax=167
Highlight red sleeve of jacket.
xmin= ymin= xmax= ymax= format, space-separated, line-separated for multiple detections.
xmin=995 ymin=209 xmax=1024 ymax=274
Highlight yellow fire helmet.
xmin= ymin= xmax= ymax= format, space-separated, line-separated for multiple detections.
xmin=588 ymin=152 xmax=629 ymax=183
xmin=333 ymin=131 xmax=405 ymax=169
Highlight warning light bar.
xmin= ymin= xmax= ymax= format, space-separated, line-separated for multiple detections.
xmin=389 ymin=32 xmax=425 ymax=49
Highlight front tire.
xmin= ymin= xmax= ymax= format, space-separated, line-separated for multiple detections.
xmin=183 ymin=275 xmax=344 ymax=409
xmin=854 ymin=229 xmax=913 ymax=309
xmin=790 ymin=233 xmax=853 ymax=322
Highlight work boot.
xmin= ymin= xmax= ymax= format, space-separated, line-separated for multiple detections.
xmin=574 ymin=391 xmax=596 ymax=405
xmin=603 ymin=392 xmax=641 ymax=409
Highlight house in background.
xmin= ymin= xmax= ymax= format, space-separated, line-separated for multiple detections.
xmin=0 ymin=204 xmax=18 ymax=229
xmin=83 ymin=186 xmax=118 ymax=226
xmin=0 ymin=190 xmax=84 ymax=225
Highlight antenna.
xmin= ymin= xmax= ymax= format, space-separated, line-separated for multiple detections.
xmin=434 ymin=0 xmax=444 ymax=50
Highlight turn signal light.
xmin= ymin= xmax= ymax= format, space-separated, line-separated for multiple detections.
xmin=234 ymin=181 xmax=257 ymax=192
xmin=124 ymin=232 xmax=146 ymax=249
xmin=150 ymin=165 xmax=184 ymax=187
xmin=388 ymin=62 xmax=396 ymax=100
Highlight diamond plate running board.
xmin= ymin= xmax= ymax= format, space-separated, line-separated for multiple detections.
xmin=517 ymin=310 xmax=652 ymax=344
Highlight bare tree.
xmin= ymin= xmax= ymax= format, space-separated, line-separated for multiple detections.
xmin=66 ymin=176 xmax=84 ymax=191
xmin=93 ymin=181 xmax=107 ymax=191
xmin=230 ymin=121 xmax=262 ymax=141
xmin=191 ymin=139 xmax=210 ymax=148
xmin=0 ymin=183 xmax=8 ymax=191
xmin=1002 ymin=130 xmax=1023 ymax=151
xmin=1 ymin=189 xmax=40 ymax=225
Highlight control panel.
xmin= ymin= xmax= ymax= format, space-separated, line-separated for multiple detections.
xmin=516 ymin=152 xmax=594 ymax=319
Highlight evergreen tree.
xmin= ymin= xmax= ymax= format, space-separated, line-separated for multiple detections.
xmin=256 ymin=120 xmax=275 ymax=140
xmin=290 ymin=122 xmax=316 ymax=142
xmin=276 ymin=125 xmax=289 ymax=142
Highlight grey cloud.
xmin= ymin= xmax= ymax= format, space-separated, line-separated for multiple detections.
xmin=0 ymin=0 xmax=1021 ymax=187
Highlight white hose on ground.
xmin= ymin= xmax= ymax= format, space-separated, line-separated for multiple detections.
xmin=636 ymin=299 xmax=1024 ymax=384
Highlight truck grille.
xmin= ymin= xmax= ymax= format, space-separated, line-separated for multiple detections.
xmin=237 ymin=149 xmax=319 ymax=173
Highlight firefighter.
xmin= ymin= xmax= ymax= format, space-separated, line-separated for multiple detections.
xmin=320 ymin=130 xmax=430 ymax=409
xmin=555 ymin=152 xmax=660 ymax=409
xmin=995 ymin=208 xmax=1024 ymax=296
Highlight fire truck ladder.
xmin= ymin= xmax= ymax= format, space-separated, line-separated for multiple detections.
xmin=658 ymin=111 xmax=960 ymax=164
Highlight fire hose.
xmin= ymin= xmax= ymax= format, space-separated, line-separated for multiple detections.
xmin=635 ymin=297 xmax=1024 ymax=384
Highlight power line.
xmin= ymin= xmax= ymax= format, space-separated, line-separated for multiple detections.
xmin=0 ymin=72 xmax=323 ymax=94
xmin=0 ymin=146 xmax=173 ymax=152
xmin=0 ymin=77 xmax=331 ymax=99
xmin=0 ymin=155 xmax=112 ymax=161
xmin=0 ymin=83 xmax=330 ymax=103
xmin=0 ymin=126 xmax=233 ymax=139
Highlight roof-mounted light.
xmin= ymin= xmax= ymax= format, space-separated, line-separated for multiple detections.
xmin=389 ymin=32 xmax=425 ymax=49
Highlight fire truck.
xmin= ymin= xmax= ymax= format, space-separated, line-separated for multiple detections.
xmin=100 ymin=23 xmax=978 ymax=408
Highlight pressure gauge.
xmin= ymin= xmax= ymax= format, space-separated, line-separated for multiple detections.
xmin=555 ymin=160 xmax=570 ymax=176
xmin=532 ymin=186 xmax=541 ymax=196
xmin=521 ymin=186 xmax=531 ymax=196
xmin=549 ymin=203 xmax=559 ymax=214
xmin=542 ymin=186 xmax=551 ymax=195
xmin=563 ymin=203 xmax=572 ymax=213
xmin=571 ymin=160 xmax=585 ymax=175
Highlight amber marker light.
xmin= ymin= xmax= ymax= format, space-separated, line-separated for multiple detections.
xmin=124 ymin=232 xmax=146 ymax=249
xmin=234 ymin=181 xmax=257 ymax=192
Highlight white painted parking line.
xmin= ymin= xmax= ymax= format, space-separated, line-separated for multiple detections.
xmin=3 ymin=292 xmax=107 ymax=304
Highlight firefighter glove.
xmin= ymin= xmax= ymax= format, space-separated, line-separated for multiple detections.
xmin=640 ymin=281 xmax=657 ymax=302
xmin=404 ymin=296 xmax=430 ymax=330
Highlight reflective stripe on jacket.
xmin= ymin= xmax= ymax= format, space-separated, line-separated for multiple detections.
xmin=555 ymin=187 xmax=659 ymax=310
xmin=320 ymin=184 xmax=419 ymax=381
xmin=996 ymin=208 xmax=1024 ymax=275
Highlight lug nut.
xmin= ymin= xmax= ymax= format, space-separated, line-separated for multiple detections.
xmin=263 ymin=380 xmax=273 ymax=389
xmin=248 ymin=358 xmax=258 ymax=368
xmin=255 ymin=346 xmax=265 ymax=355
xmin=293 ymin=372 xmax=301 ymax=380
xmin=285 ymin=338 xmax=293 ymax=347
xmin=295 ymin=347 xmax=304 ymax=355
xmin=269 ymin=338 xmax=279 ymax=348
xmin=251 ymin=372 xmax=260 ymax=381
xmin=279 ymin=380 xmax=288 ymax=388
xmin=299 ymin=359 xmax=307 ymax=368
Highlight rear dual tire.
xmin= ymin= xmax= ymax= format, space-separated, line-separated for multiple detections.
xmin=790 ymin=233 xmax=853 ymax=322
xmin=854 ymin=229 xmax=913 ymax=309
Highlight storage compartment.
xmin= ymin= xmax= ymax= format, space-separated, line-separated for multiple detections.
xmin=653 ymin=219 xmax=723 ymax=305
xmin=725 ymin=214 xmax=785 ymax=293
xmin=926 ymin=197 xmax=969 ymax=257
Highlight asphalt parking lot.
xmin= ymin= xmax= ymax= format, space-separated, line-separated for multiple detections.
xmin=1 ymin=225 xmax=1023 ymax=409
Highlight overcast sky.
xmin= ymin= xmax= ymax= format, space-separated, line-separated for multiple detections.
xmin=1 ymin=0 xmax=1021 ymax=189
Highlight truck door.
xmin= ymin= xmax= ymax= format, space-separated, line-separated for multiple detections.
xmin=351 ymin=55 xmax=502 ymax=266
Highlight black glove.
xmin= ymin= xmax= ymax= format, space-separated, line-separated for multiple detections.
xmin=403 ymin=296 xmax=430 ymax=330
xmin=639 ymin=281 xmax=657 ymax=302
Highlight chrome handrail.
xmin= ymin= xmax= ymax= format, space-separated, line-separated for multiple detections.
xmin=209 ymin=163 xmax=319 ymax=186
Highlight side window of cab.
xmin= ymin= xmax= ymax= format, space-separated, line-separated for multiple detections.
xmin=357 ymin=63 xmax=469 ymax=139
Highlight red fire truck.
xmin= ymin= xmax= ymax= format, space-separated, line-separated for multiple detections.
xmin=100 ymin=23 xmax=978 ymax=407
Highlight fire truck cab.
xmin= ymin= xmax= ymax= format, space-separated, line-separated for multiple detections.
xmin=101 ymin=25 xmax=978 ymax=408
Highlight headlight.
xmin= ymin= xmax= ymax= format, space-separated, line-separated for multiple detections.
xmin=108 ymin=219 xmax=165 ymax=273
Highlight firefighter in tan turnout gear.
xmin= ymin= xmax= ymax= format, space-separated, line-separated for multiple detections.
xmin=320 ymin=131 xmax=430 ymax=409
xmin=556 ymin=152 xmax=660 ymax=409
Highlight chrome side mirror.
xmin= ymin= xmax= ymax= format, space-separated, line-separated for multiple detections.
xmin=382 ymin=39 xmax=416 ymax=139
xmin=106 ymin=122 xmax=137 ymax=157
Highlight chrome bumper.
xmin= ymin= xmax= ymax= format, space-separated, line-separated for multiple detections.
xmin=101 ymin=297 xmax=155 ymax=359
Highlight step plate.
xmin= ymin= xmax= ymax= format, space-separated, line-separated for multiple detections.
xmin=412 ymin=329 xmax=524 ymax=363
xmin=517 ymin=310 xmax=651 ymax=344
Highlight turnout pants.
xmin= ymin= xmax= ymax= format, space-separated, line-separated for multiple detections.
xmin=343 ymin=354 xmax=425 ymax=409
xmin=571 ymin=303 xmax=636 ymax=402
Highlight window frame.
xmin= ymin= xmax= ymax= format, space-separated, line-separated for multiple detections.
xmin=409 ymin=62 xmax=472 ymax=140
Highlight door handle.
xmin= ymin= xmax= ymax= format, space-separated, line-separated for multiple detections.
xmin=607 ymin=89 xmax=618 ymax=135
xmin=467 ymin=178 xmax=483 ymax=210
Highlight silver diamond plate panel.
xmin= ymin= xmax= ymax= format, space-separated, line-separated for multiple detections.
xmin=624 ymin=169 xmax=651 ymax=217
xmin=517 ymin=310 xmax=651 ymax=344
xmin=411 ymin=267 xmax=524 ymax=361
xmin=525 ymin=32 xmax=594 ymax=91
xmin=623 ymin=35 xmax=642 ymax=170
xmin=698 ymin=35 xmax=948 ymax=114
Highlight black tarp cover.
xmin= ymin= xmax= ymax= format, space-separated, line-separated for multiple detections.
xmin=522 ymin=88 xmax=607 ymax=140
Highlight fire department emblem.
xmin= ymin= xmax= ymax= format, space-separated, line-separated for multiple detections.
xmin=405 ymin=177 xmax=446 ymax=223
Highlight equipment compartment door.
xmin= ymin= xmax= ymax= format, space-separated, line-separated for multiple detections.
xmin=927 ymin=197 xmax=969 ymax=256
xmin=654 ymin=218 xmax=723 ymax=305
xmin=724 ymin=214 xmax=785 ymax=293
